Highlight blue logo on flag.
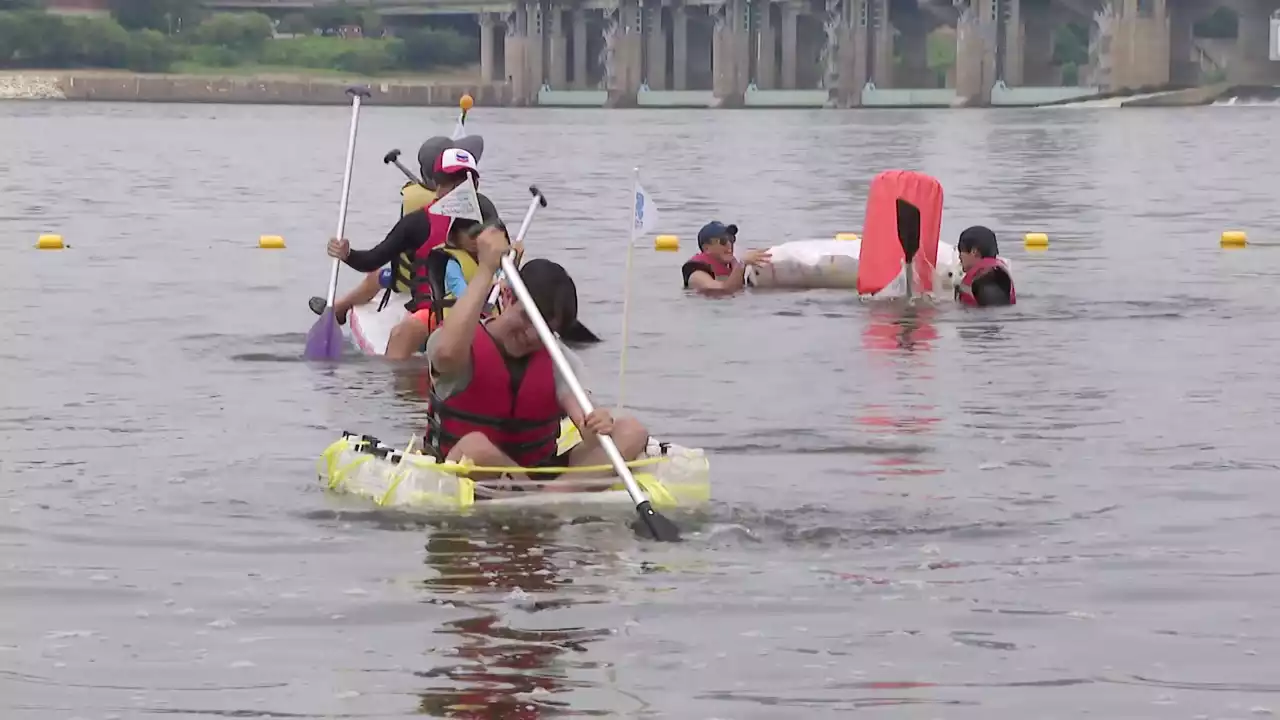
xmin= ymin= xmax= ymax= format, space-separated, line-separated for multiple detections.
xmin=634 ymin=190 xmax=644 ymax=228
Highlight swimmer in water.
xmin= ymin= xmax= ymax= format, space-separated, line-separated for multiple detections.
xmin=955 ymin=226 xmax=1015 ymax=307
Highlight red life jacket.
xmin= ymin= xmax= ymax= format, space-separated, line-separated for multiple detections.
xmin=407 ymin=204 xmax=455 ymax=312
xmin=681 ymin=252 xmax=734 ymax=288
xmin=956 ymin=257 xmax=1016 ymax=306
xmin=427 ymin=325 xmax=562 ymax=467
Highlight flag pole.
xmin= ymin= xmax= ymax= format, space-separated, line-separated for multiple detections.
xmin=617 ymin=166 xmax=640 ymax=412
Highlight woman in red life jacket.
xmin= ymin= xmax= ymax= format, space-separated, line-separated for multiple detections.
xmin=955 ymin=225 xmax=1016 ymax=307
xmin=681 ymin=221 xmax=772 ymax=296
xmin=326 ymin=147 xmax=501 ymax=359
xmin=424 ymin=228 xmax=651 ymax=492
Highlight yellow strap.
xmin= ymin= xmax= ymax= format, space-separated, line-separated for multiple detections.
xmin=433 ymin=455 xmax=666 ymax=476
xmin=329 ymin=456 xmax=371 ymax=490
xmin=624 ymin=473 xmax=678 ymax=508
xmin=377 ymin=436 xmax=421 ymax=506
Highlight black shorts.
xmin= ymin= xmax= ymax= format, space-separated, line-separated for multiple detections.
xmin=474 ymin=449 xmax=572 ymax=499
xmin=527 ymin=449 xmax=572 ymax=482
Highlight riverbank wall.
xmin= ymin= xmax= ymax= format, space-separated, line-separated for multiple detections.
xmin=0 ymin=71 xmax=1248 ymax=108
xmin=0 ymin=72 xmax=510 ymax=106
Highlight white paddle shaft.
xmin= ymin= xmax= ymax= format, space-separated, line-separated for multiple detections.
xmin=498 ymin=254 xmax=649 ymax=508
xmin=324 ymin=92 xmax=366 ymax=306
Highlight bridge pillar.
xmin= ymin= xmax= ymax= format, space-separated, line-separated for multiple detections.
xmin=505 ymin=5 xmax=533 ymax=104
xmin=527 ymin=2 xmax=546 ymax=90
xmin=712 ymin=0 xmax=750 ymax=105
xmin=673 ymin=4 xmax=689 ymax=89
xmin=548 ymin=6 xmax=568 ymax=88
xmin=780 ymin=1 xmax=798 ymax=88
xmin=839 ymin=0 xmax=868 ymax=105
xmin=572 ymin=8 xmax=589 ymax=88
xmin=756 ymin=0 xmax=777 ymax=88
xmin=870 ymin=0 xmax=892 ymax=86
xmin=955 ymin=0 xmax=997 ymax=104
xmin=1104 ymin=0 xmax=1169 ymax=91
xmin=1002 ymin=0 xmax=1024 ymax=85
xmin=646 ymin=1 xmax=667 ymax=89
xmin=605 ymin=0 xmax=643 ymax=106
xmin=480 ymin=13 xmax=496 ymax=82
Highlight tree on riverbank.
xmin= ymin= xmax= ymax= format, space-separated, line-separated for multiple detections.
xmin=0 ymin=7 xmax=476 ymax=75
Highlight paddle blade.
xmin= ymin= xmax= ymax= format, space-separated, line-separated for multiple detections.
xmin=303 ymin=307 xmax=345 ymax=360
xmin=560 ymin=320 xmax=601 ymax=345
xmin=630 ymin=501 xmax=682 ymax=542
xmin=896 ymin=198 xmax=922 ymax=263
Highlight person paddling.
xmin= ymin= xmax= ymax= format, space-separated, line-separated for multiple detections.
xmin=307 ymin=134 xmax=487 ymax=323
xmin=955 ymin=225 xmax=1015 ymax=307
xmin=681 ymin=221 xmax=772 ymax=296
xmin=425 ymin=227 xmax=650 ymax=493
xmin=326 ymin=147 xmax=501 ymax=359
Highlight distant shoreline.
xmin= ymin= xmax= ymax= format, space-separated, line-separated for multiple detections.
xmin=0 ymin=70 xmax=507 ymax=107
xmin=0 ymin=71 xmax=1252 ymax=109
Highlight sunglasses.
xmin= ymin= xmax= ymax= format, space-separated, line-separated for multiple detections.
xmin=707 ymin=236 xmax=735 ymax=246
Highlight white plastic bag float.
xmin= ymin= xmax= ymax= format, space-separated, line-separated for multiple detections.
xmin=746 ymin=237 xmax=977 ymax=295
xmin=348 ymin=293 xmax=410 ymax=356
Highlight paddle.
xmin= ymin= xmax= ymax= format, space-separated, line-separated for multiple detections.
xmin=304 ymin=85 xmax=371 ymax=361
xmin=484 ymin=188 xmax=601 ymax=345
xmin=382 ymin=148 xmax=424 ymax=187
xmin=499 ymin=252 xmax=681 ymax=542
xmin=896 ymin=198 xmax=922 ymax=299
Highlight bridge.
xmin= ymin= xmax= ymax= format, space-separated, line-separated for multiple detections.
xmin=204 ymin=0 xmax=1280 ymax=106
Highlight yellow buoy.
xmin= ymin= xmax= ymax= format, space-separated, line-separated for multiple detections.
xmin=834 ymin=232 xmax=860 ymax=241
xmin=1023 ymin=232 xmax=1049 ymax=250
xmin=36 ymin=234 xmax=64 ymax=250
xmin=259 ymin=235 xmax=286 ymax=249
xmin=1220 ymin=230 xmax=1248 ymax=249
xmin=460 ymin=94 xmax=474 ymax=111
xmin=654 ymin=234 xmax=679 ymax=252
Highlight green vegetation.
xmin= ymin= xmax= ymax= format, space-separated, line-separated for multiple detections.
xmin=0 ymin=4 xmax=477 ymax=75
xmin=926 ymin=30 xmax=956 ymax=87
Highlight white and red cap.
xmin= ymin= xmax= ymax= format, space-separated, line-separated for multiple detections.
xmin=434 ymin=147 xmax=479 ymax=176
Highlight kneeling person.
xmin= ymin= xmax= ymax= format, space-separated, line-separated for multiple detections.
xmin=425 ymin=228 xmax=649 ymax=492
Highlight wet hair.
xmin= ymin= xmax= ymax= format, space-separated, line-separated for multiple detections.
xmin=450 ymin=217 xmax=508 ymax=247
xmin=957 ymin=226 xmax=1000 ymax=258
xmin=517 ymin=259 xmax=578 ymax=334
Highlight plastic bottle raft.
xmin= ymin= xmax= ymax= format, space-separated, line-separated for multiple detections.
xmin=318 ymin=418 xmax=712 ymax=514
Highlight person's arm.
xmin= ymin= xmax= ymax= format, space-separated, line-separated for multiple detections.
xmin=344 ymin=211 xmax=426 ymax=273
xmin=444 ymin=258 xmax=469 ymax=298
xmin=430 ymin=233 xmax=503 ymax=375
xmin=688 ymin=263 xmax=749 ymax=296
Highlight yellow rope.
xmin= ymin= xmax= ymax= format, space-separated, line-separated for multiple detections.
xmin=432 ymin=455 xmax=666 ymax=476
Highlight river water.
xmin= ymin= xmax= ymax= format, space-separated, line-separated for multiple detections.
xmin=3 ymin=101 xmax=1280 ymax=719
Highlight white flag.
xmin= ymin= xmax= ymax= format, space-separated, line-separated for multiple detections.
xmin=450 ymin=112 xmax=467 ymax=140
xmin=633 ymin=183 xmax=659 ymax=235
xmin=428 ymin=178 xmax=482 ymax=221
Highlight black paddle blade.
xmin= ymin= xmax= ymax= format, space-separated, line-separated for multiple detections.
xmin=630 ymin=501 xmax=682 ymax=542
xmin=896 ymin=198 xmax=922 ymax=264
xmin=560 ymin=320 xmax=601 ymax=345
